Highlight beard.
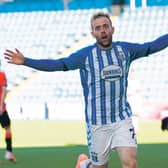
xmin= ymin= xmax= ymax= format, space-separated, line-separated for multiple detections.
xmin=97 ymin=35 xmax=112 ymax=49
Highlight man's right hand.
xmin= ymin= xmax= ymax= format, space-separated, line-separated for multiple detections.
xmin=4 ymin=48 xmax=24 ymax=65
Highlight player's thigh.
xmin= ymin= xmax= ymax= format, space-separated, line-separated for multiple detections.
xmin=112 ymin=119 xmax=137 ymax=167
xmin=111 ymin=118 xmax=137 ymax=149
xmin=116 ymin=147 xmax=137 ymax=166
xmin=87 ymin=124 xmax=113 ymax=166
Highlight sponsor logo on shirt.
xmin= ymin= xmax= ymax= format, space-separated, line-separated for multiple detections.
xmin=101 ymin=65 xmax=122 ymax=81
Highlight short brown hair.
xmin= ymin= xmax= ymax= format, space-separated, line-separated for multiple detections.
xmin=90 ymin=12 xmax=112 ymax=30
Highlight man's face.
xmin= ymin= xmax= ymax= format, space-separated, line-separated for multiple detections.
xmin=91 ymin=17 xmax=114 ymax=49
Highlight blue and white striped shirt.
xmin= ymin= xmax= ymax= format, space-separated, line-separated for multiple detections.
xmin=24 ymin=34 xmax=168 ymax=125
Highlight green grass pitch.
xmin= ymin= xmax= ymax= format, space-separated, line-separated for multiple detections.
xmin=0 ymin=120 xmax=168 ymax=168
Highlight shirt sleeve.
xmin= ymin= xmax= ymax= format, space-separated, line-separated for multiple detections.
xmin=121 ymin=34 xmax=168 ymax=61
xmin=24 ymin=49 xmax=87 ymax=72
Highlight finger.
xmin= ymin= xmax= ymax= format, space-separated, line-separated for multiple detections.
xmin=4 ymin=52 xmax=13 ymax=57
xmin=15 ymin=48 xmax=20 ymax=54
xmin=4 ymin=55 xmax=11 ymax=60
xmin=4 ymin=56 xmax=13 ymax=63
xmin=5 ymin=49 xmax=16 ymax=55
xmin=6 ymin=57 xmax=15 ymax=63
xmin=7 ymin=61 xmax=14 ymax=64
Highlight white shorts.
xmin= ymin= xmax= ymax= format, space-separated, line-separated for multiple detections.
xmin=86 ymin=118 xmax=137 ymax=166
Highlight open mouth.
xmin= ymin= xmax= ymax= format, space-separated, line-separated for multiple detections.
xmin=101 ymin=35 xmax=108 ymax=39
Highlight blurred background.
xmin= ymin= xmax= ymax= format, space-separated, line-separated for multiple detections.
xmin=0 ymin=0 xmax=168 ymax=122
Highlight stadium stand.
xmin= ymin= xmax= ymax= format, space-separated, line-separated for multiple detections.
xmin=0 ymin=0 xmax=168 ymax=120
xmin=0 ymin=8 xmax=107 ymax=120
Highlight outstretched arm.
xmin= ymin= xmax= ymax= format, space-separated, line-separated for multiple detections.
xmin=4 ymin=48 xmax=84 ymax=71
xmin=121 ymin=34 xmax=168 ymax=61
xmin=148 ymin=34 xmax=168 ymax=53
xmin=4 ymin=48 xmax=68 ymax=71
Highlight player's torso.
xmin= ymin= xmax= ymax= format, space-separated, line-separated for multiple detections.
xmin=81 ymin=44 xmax=132 ymax=125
